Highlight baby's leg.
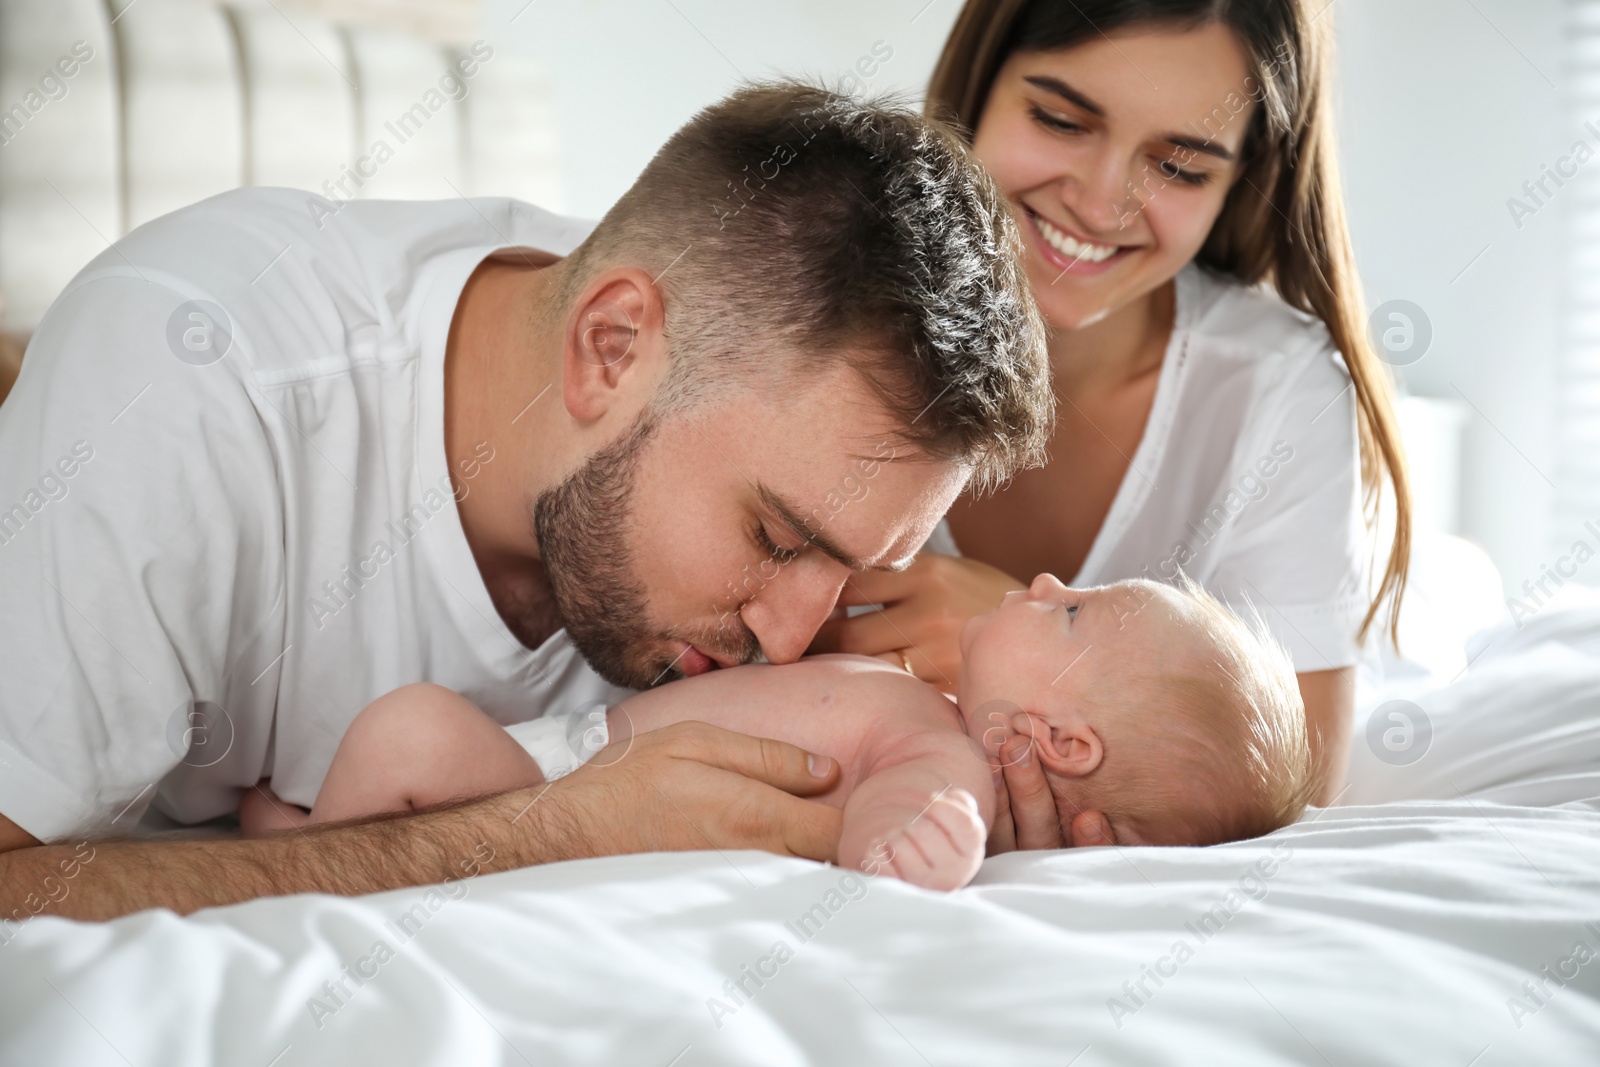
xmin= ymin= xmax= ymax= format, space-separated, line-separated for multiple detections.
xmin=239 ymin=779 xmax=312 ymax=835
xmin=309 ymin=683 xmax=544 ymax=824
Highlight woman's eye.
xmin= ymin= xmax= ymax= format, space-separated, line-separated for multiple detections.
xmin=1157 ymin=159 xmax=1211 ymax=187
xmin=1028 ymin=104 xmax=1084 ymax=134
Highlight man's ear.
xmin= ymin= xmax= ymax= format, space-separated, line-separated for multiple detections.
xmin=562 ymin=267 xmax=666 ymax=422
xmin=1032 ymin=716 xmax=1104 ymax=778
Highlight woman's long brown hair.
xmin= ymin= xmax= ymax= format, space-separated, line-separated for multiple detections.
xmin=928 ymin=0 xmax=1411 ymax=646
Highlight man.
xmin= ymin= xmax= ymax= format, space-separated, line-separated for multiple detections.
xmin=0 ymin=84 xmax=1048 ymax=921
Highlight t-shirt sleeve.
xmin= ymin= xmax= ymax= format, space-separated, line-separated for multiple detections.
xmin=1204 ymin=351 xmax=1370 ymax=672
xmin=0 ymin=274 xmax=284 ymax=841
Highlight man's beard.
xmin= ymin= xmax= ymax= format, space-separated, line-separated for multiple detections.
xmin=532 ymin=412 xmax=758 ymax=690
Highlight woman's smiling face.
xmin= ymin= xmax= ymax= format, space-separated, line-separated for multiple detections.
xmin=971 ymin=22 xmax=1257 ymax=330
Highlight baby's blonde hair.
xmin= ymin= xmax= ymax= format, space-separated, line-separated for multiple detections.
xmin=1064 ymin=577 xmax=1316 ymax=846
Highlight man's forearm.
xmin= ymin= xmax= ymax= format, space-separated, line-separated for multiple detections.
xmin=0 ymin=720 xmax=848 ymax=924
xmin=0 ymin=784 xmax=575 ymax=923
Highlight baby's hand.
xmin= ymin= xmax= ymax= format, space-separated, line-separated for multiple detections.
xmin=864 ymin=788 xmax=986 ymax=891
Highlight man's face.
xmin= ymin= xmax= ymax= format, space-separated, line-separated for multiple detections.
xmin=536 ymin=364 xmax=966 ymax=689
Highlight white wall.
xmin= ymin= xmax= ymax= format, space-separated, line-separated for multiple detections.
xmin=483 ymin=0 xmax=964 ymax=217
xmin=1335 ymin=0 xmax=1570 ymax=599
xmin=487 ymin=0 xmax=1571 ymax=596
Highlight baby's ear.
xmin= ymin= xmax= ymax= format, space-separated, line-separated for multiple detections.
xmin=1035 ymin=720 xmax=1103 ymax=778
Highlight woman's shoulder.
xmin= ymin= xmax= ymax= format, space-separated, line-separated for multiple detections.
xmin=1163 ymin=266 xmax=1357 ymax=470
xmin=1177 ymin=265 xmax=1346 ymax=384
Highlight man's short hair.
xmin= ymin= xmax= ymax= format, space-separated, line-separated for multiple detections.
xmin=560 ymin=81 xmax=1051 ymax=491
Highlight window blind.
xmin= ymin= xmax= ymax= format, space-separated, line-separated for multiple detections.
xmin=1553 ymin=0 xmax=1600 ymax=583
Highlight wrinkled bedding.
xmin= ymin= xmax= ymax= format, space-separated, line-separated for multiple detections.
xmin=3 ymin=607 xmax=1599 ymax=1065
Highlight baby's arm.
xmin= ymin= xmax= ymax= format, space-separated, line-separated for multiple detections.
xmin=836 ymin=718 xmax=993 ymax=891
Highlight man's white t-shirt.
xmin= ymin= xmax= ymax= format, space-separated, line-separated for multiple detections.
xmin=925 ymin=264 xmax=1370 ymax=672
xmin=0 ymin=188 xmax=636 ymax=843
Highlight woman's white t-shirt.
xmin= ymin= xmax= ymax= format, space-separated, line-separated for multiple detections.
xmin=924 ymin=264 xmax=1369 ymax=673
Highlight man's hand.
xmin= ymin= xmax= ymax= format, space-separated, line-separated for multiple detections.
xmin=985 ymin=732 xmax=1065 ymax=855
xmin=807 ymin=552 xmax=1025 ymax=690
xmin=0 ymin=722 xmax=843 ymax=922
xmin=542 ymin=720 xmax=843 ymax=861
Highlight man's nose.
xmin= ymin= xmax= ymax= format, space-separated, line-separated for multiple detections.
xmin=740 ymin=560 xmax=850 ymax=665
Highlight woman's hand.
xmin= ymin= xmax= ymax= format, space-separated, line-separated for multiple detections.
xmin=806 ymin=552 xmax=1026 ymax=691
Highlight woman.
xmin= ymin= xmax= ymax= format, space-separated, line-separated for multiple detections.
xmin=810 ymin=0 xmax=1410 ymax=826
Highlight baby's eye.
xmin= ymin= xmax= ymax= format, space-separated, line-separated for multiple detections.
xmin=1065 ymin=604 xmax=1078 ymax=618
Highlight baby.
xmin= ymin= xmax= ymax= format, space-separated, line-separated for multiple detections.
xmin=240 ymin=574 xmax=1316 ymax=890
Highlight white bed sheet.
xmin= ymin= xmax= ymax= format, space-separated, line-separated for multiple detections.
xmin=3 ymin=803 xmax=1598 ymax=1066
xmin=3 ymin=609 xmax=1599 ymax=1066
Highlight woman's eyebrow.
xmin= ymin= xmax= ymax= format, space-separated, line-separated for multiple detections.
xmin=1022 ymin=74 xmax=1104 ymax=117
xmin=1022 ymin=74 xmax=1237 ymax=163
xmin=1163 ymin=134 xmax=1235 ymax=163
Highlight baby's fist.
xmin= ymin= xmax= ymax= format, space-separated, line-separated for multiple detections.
xmin=867 ymin=788 xmax=985 ymax=891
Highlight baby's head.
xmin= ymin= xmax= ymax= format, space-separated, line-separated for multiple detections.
xmin=957 ymin=574 xmax=1314 ymax=848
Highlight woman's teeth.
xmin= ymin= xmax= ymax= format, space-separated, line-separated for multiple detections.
xmin=1033 ymin=213 xmax=1120 ymax=263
